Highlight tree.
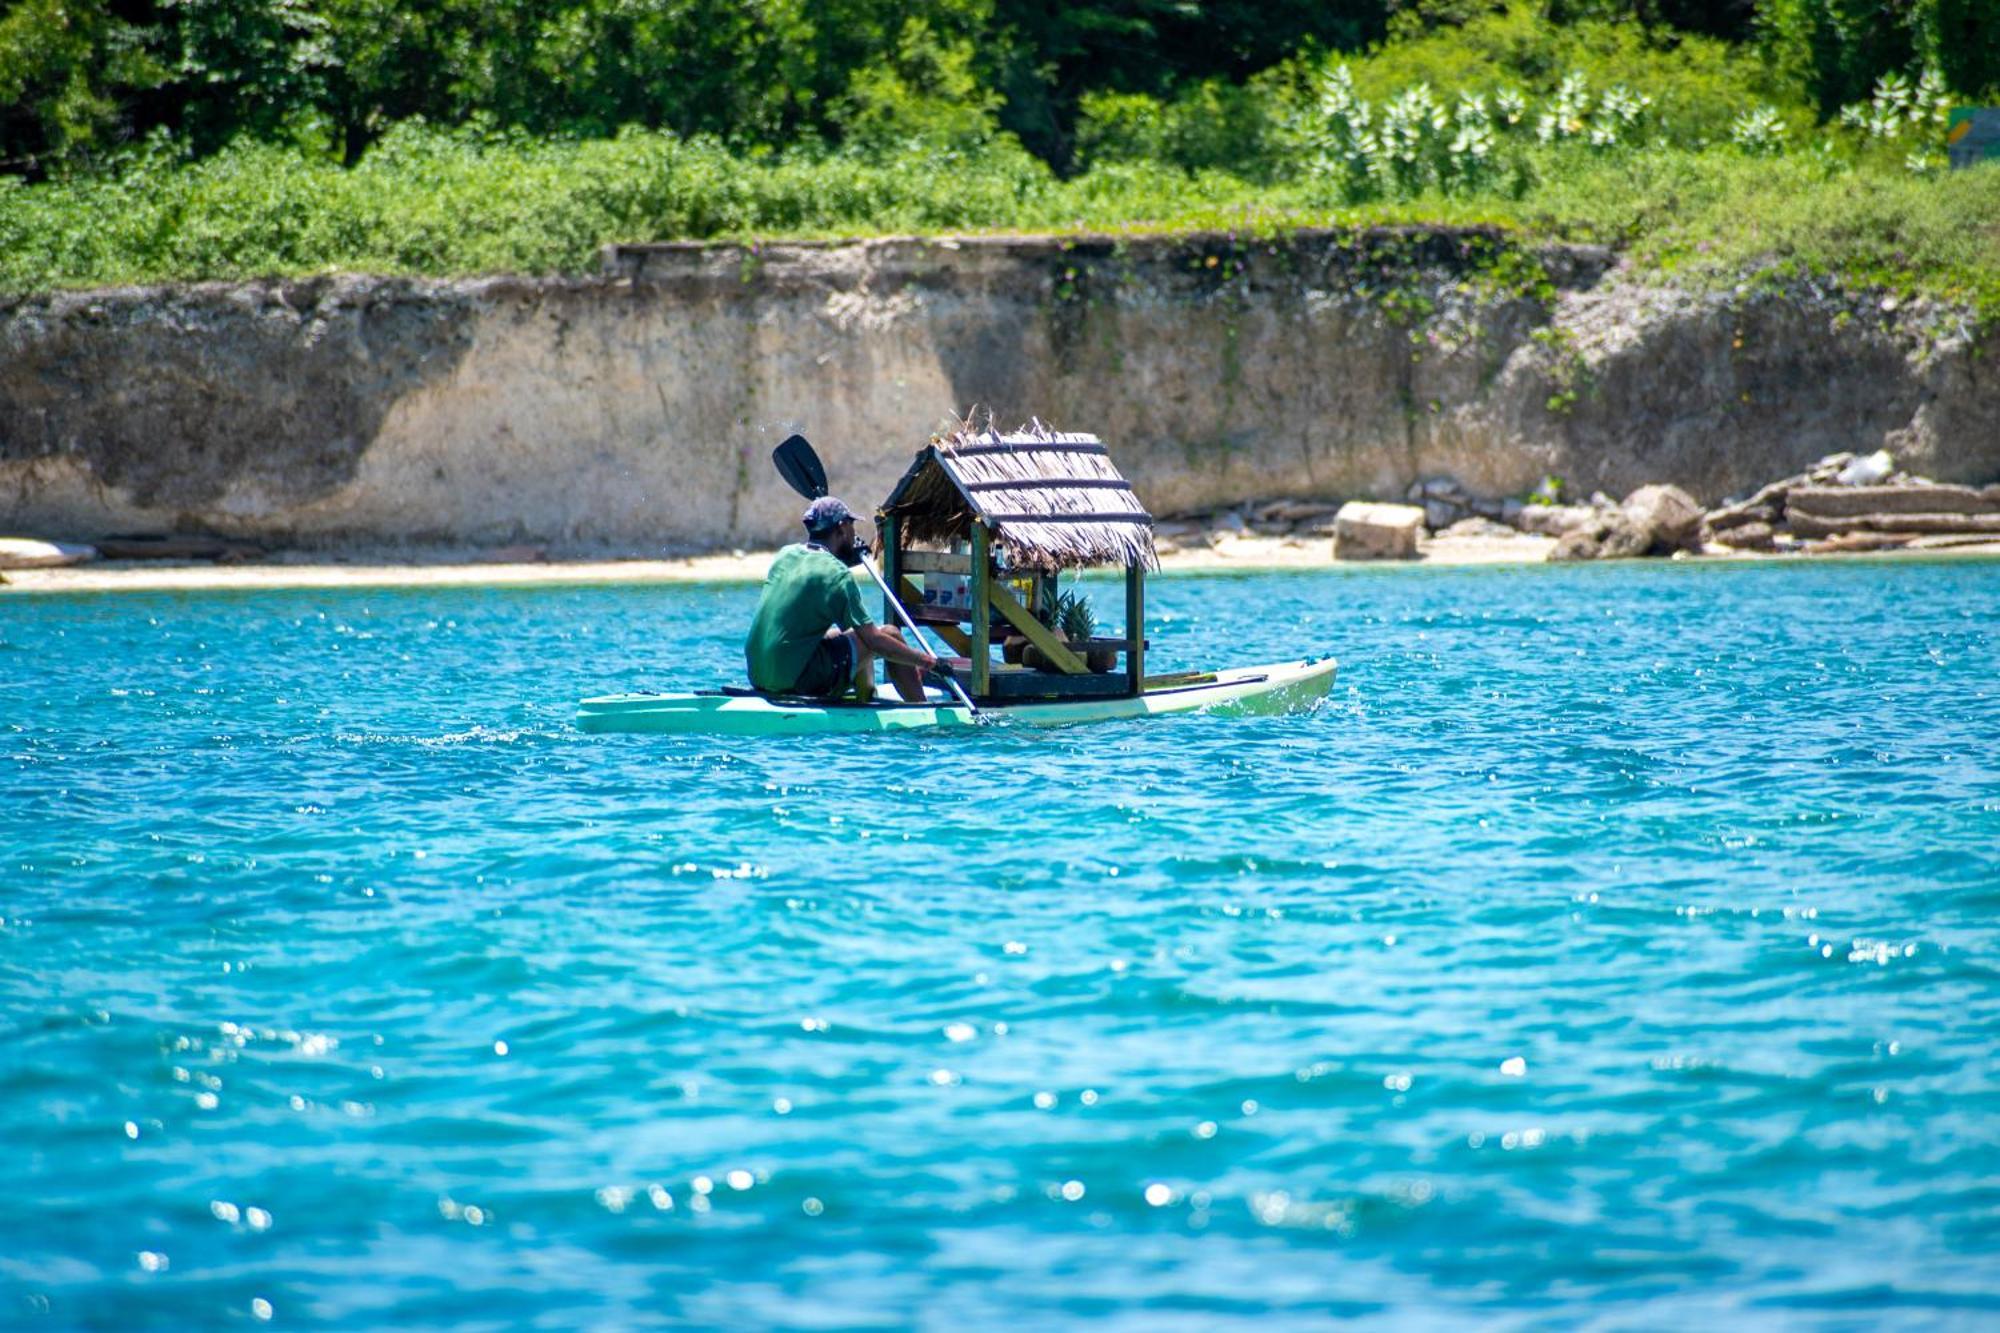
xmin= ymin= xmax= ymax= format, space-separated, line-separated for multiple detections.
xmin=0 ymin=0 xmax=169 ymax=171
xmin=990 ymin=0 xmax=1389 ymax=171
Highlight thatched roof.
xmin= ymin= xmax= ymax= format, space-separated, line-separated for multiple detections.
xmin=879 ymin=422 xmax=1157 ymax=572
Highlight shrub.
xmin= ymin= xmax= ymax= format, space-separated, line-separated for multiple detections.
xmin=1329 ymin=3 xmax=1786 ymax=145
xmin=1073 ymin=78 xmax=1288 ymax=179
xmin=1730 ymin=105 xmax=1790 ymax=154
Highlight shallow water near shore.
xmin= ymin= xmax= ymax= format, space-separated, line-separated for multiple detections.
xmin=3 ymin=559 xmax=1998 ymax=1328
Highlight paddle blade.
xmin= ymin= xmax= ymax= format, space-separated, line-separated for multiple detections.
xmin=772 ymin=434 xmax=829 ymax=500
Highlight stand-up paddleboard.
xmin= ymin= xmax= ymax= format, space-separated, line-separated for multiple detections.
xmin=577 ymin=657 xmax=1334 ymax=736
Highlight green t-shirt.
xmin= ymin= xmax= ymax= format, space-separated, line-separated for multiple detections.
xmin=744 ymin=544 xmax=876 ymax=691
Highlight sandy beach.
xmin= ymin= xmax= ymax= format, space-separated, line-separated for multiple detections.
xmin=0 ymin=531 xmax=1563 ymax=595
xmin=5 ymin=530 xmax=1997 ymax=596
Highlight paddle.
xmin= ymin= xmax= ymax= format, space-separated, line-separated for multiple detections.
xmin=770 ymin=434 xmax=980 ymax=715
xmin=772 ymin=433 xmax=829 ymax=505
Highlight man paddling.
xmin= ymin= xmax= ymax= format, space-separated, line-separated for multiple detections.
xmin=745 ymin=497 xmax=940 ymax=701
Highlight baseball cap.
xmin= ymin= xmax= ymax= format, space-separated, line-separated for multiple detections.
xmin=803 ymin=496 xmax=855 ymax=532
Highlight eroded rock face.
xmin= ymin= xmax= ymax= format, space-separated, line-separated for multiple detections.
xmin=1 ymin=280 xmax=478 ymax=529
xmin=2 ymin=234 xmax=1995 ymax=547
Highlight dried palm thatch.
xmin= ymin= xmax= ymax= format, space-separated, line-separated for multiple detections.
xmin=880 ymin=419 xmax=1157 ymax=572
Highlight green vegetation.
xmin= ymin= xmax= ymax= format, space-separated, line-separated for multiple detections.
xmin=1 ymin=1 xmax=1996 ymax=314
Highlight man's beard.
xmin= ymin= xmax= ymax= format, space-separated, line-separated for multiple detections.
xmin=821 ymin=532 xmax=867 ymax=566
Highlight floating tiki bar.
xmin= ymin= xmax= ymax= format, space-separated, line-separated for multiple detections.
xmin=574 ymin=421 xmax=1335 ymax=731
xmin=876 ymin=423 xmax=1159 ymax=702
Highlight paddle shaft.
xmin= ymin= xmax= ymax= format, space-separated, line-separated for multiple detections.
xmin=856 ymin=554 xmax=979 ymax=714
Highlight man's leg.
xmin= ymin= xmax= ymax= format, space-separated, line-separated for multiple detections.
xmin=876 ymin=626 xmax=927 ymax=702
xmin=840 ymin=629 xmax=875 ymax=702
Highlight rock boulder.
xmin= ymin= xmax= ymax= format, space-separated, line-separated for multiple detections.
xmin=1620 ymin=484 xmax=1704 ymax=551
xmin=1548 ymin=484 xmax=1703 ymax=562
xmin=1786 ymin=484 xmax=2000 ymax=519
xmin=1716 ymin=520 xmax=1775 ymax=550
xmin=1514 ymin=504 xmax=1601 ymax=537
xmin=0 ymin=538 xmax=97 ymax=569
xmin=1439 ymin=516 xmax=1521 ymax=540
xmin=1333 ymin=502 xmax=1426 ymax=560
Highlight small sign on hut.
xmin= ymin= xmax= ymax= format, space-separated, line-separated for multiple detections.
xmin=876 ymin=422 xmax=1158 ymax=701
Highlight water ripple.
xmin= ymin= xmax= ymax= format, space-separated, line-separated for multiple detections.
xmin=1 ymin=561 xmax=1997 ymax=1325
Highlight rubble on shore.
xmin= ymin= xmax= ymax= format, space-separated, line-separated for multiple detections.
xmin=1545 ymin=484 xmax=1704 ymax=562
xmin=1149 ymin=449 xmax=2000 ymax=564
xmin=5 ymin=451 xmax=1997 ymax=592
xmin=1700 ymin=451 xmax=2000 ymax=555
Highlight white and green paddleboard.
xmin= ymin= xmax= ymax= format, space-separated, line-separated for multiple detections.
xmin=577 ymin=658 xmax=1335 ymax=736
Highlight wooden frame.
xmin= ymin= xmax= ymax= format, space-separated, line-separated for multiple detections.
xmin=969 ymin=523 xmax=992 ymax=697
xmin=1125 ymin=559 xmax=1145 ymax=694
xmin=988 ymin=580 xmax=1087 ymax=675
xmin=878 ymin=513 xmax=901 ymax=637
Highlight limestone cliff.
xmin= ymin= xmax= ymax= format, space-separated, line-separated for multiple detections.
xmin=3 ymin=229 xmax=1995 ymax=547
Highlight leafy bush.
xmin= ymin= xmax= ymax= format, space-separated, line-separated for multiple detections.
xmin=1325 ymin=4 xmax=1786 ymax=146
xmin=1074 ymin=77 xmax=1289 ymax=178
xmin=1758 ymin=0 xmax=2000 ymax=117
xmin=0 ymin=123 xmax=1071 ymax=285
xmin=4 ymin=6 xmax=1997 ymax=328
xmin=1730 ymin=105 xmax=1790 ymax=154
xmin=1838 ymin=69 xmax=1953 ymax=141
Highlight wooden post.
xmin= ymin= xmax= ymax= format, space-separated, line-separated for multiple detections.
xmin=878 ymin=513 xmax=901 ymax=629
xmin=969 ymin=522 xmax=992 ymax=698
xmin=1125 ymin=558 xmax=1145 ymax=696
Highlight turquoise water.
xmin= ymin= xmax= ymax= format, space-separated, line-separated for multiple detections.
xmin=3 ymin=560 xmax=1998 ymax=1328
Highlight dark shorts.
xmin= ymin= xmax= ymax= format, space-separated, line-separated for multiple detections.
xmin=789 ymin=631 xmax=857 ymax=698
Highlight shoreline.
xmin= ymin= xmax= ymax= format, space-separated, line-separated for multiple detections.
xmin=6 ymin=533 xmax=1999 ymax=596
